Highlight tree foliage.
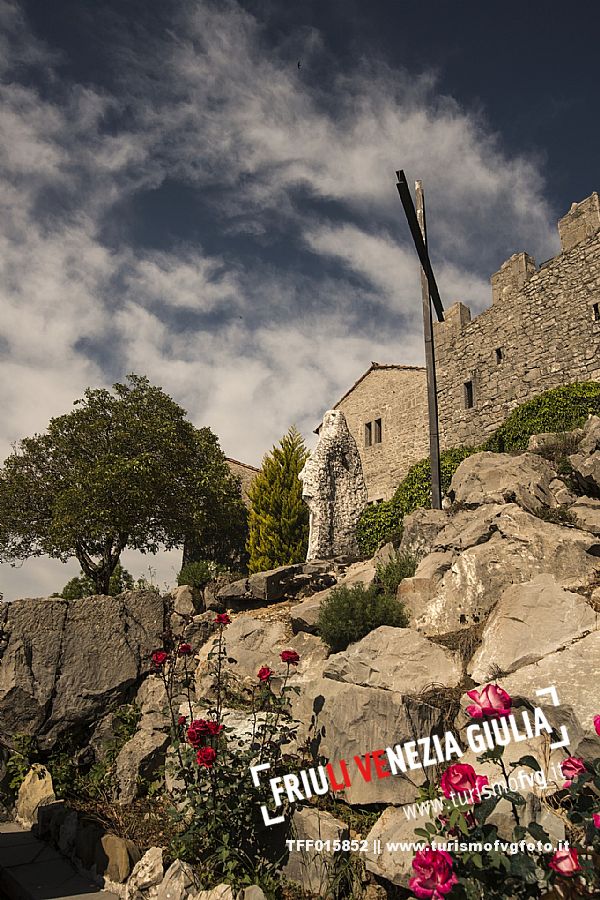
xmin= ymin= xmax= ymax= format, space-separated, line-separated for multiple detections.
xmin=246 ymin=426 xmax=309 ymax=574
xmin=0 ymin=375 xmax=247 ymax=593
xmin=57 ymin=564 xmax=134 ymax=600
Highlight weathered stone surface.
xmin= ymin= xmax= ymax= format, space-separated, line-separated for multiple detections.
xmin=500 ymin=630 xmax=600 ymax=758
xmin=401 ymin=504 xmax=600 ymax=635
xmin=323 ymin=626 xmax=462 ymax=691
xmin=0 ymin=590 xmax=165 ymax=748
xmin=237 ymin=888 xmax=267 ymax=900
xmin=215 ymin=565 xmax=304 ymax=609
xmin=341 ymin=558 xmax=377 ymax=587
xmin=156 ymin=859 xmax=196 ymax=900
xmin=115 ymin=728 xmax=169 ymax=804
xmin=364 ymin=806 xmax=419 ymax=887
xmin=300 ymin=409 xmax=367 ymax=560
xmin=100 ymin=833 xmax=134 ymax=883
xmin=569 ymin=415 xmax=600 ymax=495
xmin=290 ymin=594 xmax=322 ymax=635
xmin=468 ymin=575 xmax=598 ymax=682
xmin=283 ymin=807 xmax=349 ymax=894
xmin=57 ymin=807 xmax=78 ymax=856
xmin=171 ymin=585 xmax=198 ymax=617
xmin=195 ymin=617 xmax=327 ymax=699
xmin=450 ymin=452 xmax=559 ymax=514
xmin=398 ymin=508 xmax=449 ymax=562
xmin=292 ymin=677 xmax=434 ymax=805
xmin=126 ymin=846 xmax=164 ymax=898
xmin=16 ymin=765 xmax=55 ymax=827
xmin=190 ymin=886 xmax=234 ymax=900
xmin=569 ymin=497 xmax=600 ymax=534
xmin=527 ymin=429 xmax=584 ymax=456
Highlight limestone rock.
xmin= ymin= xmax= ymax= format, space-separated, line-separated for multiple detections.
xmin=215 ymin=565 xmax=303 ymax=609
xmin=100 ymin=833 xmax=135 ymax=883
xmin=500 ymin=630 xmax=600 ymax=758
xmin=468 ymin=575 xmax=597 ymax=682
xmin=16 ymin=765 xmax=55 ymax=827
xmin=364 ymin=806 xmax=419 ymax=887
xmin=190 ymin=887 xmax=234 ymax=900
xmin=527 ymin=429 xmax=584 ymax=456
xmin=569 ymin=415 xmax=600 ymax=495
xmin=115 ymin=728 xmax=169 ymax=804
xmin=450 ymin=451 xmax=559 ymax=514
xmin=0 ymin=590 xmax=165 ymax=749
xmin=237 ymin=888 xmax=267 ymax=900
xmin=569 ymin=497 xmax=600 ymax=534
xmin=398 ymin=508 xmax=449 ymax=562
xmin=323 ymin=626 xmax=462 ymax=692
xmin=283 ymin=807 xmax=349 ymax=894
xmin=171 ymin=585 xmax=198 ymax=617
xmin=290 ymin=594 xmax=322 ymax=635
xmin=401 ymin=504 xmax=600 ymax=635
xmin=156 ymin=859 xmax=196 ymax=900
xmin=300 ymin=409 xmax=367 ymax=560
xmin=126 ymin=846 xmax=164 ymax=898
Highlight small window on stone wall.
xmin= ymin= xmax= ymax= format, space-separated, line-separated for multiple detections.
xmin=374 ymin=418 xmax=382 ymax=444
xmin=495 ymin=347 xmax=503 ymax=364
xmin=593 ymin=303 xmax=600 ymax=322
xmin=364 ymin=422 xmax=372 ymax=447
xmin=464 ymin=380 xmax=474 ymax=409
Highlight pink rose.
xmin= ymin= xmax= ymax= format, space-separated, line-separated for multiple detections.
xmin=465 ymin=684 xmax=512 ymax=719
xmin=548 ymin=847 xmax=580 ymax=876
xmin=560 ymin=756 xmax=586 ymax=788
xmin=594 ymin=714 xmax=600 ymax=736
xmin=408 ymin=848 xmax=457 ymax=899
xmin=593 ymin=813 xmax=600 ymax=828
xmin=440 ymin=764 xmax=488 ymax=803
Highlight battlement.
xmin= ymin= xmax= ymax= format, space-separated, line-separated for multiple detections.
xmin=433 ymin=191 xmax=600 ymax=450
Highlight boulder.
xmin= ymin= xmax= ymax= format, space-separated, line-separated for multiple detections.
xmin=323 ymin=626 xmax=462 ymax=692
xmin=500 ymin=630 xmax=600 ymax=758
xmin=237 ymin=888 xmax=267 ymax=900
xmin=450 ymin=452 xmax=559 ymax=514
xmin=398 ymin=508 xmax=449 ymax=562
xmin=215 ymin=565 xmax=304 ymax=609
xmin=99 ymin=833 xmax=135 ymax=883
xmin=364 ymin=806 xmax=420 ymax=887
xmin=283 ymin=807 xmax=349 ymax=894
xmin=568 ymin=497 xmax=600 ymax=535
xmin=16 ymin=765 xmax=55 ymax=827
xmin=468 ymin=575 xmax=597 ymax=682
xmin=115 ymin=728 xmax=170 ymax=804
xmin=527 ymin=429 xmax=584 ymax=456
xmin=569 ymin=415 xmax=600 ymax=495
xmin=290 ymin=594 xmax=322 ymax=635
xmin=171 ymin=585 xmax=198 ymax=617
xmin=0 ymin=590 xmax=165 ymax=748
xmin=156 ymin=859 xmax=196 ymax=900
xmin=190 ymin=887 xmax=234 ymax=900
xmin=400 ymin=504 xmax=600 ymax=635
xmin=126 ymin=846 xmax=164 ymax=898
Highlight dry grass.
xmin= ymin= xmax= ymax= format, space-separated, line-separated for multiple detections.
xmin=430 ymin=621 xmax=486 ymax=672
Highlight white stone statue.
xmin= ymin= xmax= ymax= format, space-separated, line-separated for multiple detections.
xmin=299 ymin=409 xmax=368 ymax=560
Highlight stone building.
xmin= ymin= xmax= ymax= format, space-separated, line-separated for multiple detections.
xmin=434 ymin=191 xmax=600 ymax=448
xmin=316 ymin=191 xmax=600 ymax=501
xmin=315 ymin=364 xmax=429 ymax=503
xmin=225 ymin=457 xmax=259 ymax=507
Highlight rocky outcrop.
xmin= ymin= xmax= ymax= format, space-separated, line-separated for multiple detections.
xmin=283 ymin=807 xmax=349 ymax=894
xmin=300 ymin=409 xmax=367 ymax=560
xmin=449 ymin=451 xmax=560 ymax=513
xmin=15 ymin=765 xmax=55 ymax=827
xmin=0 ymin=590 xmax=165 ymax=749
xmin=569 ymin=415 xmax=600 ymax=495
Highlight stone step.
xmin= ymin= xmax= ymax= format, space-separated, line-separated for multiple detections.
xmin=0 ymin=823 xmax=118 ymax=900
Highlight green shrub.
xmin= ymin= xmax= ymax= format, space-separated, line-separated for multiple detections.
xmin=375 ymin=552 xmax=417 ymax=597
xmin=355 ymin=498 xmax=403 ymax=557
xmin=177 ymin=560 xmax=225 ymax=590
xmin=57 ymin=563 xmax=134 ymax=600
xmin=317 ymin=583 xmax=408 ymax=652
xmin=484 ymin=381 xmax=600 ymax=452
xmin=393 ymin=446 xmax=478 ymax=515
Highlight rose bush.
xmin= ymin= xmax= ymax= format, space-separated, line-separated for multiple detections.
xmin=409 ymin=848 xmax=458 ymax=899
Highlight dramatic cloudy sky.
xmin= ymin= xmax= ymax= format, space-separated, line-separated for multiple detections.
xmin=1 ymin=0 xmax=598 ymax=598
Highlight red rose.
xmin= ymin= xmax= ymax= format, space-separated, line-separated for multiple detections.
xmin=280 ymin=649 xmax=300 ymax=666
xmin=206 ymin=720 xmax=223 ymax=736
xmin=548 ymin=847 xmax=580 ymax=876
xmin=187 ymin=719 xmax=211 ymax=747
xmin=440 ymin=764 xmax=488 ymax=803
xmin=594 ymin=714 xmax=600 ymax=736
xmin=177 ymin=714 xmax=187 ymax=726
xmin=177 ymin=643 xmax=193 ymax=656
xmin=465 ymin=684 xmax=511 ymax=719
xmin=151 ymin=650 xmax=168 ymax=668
xmin=214 ymin=613 xmax=231 ymax=625
xmin=258 ymin=666 xmax=274 ymax=682
xmin=408 ymin=848 xmax=457 ymax=899
xmin=560 ymin=756 xmax=586 ymax=787
xmin=593 ymin=813 xmax=600 ymax=828
xmin=196 ymin=747 xmax=217 ymax=768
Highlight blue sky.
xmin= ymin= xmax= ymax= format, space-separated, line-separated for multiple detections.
xmin=1 ymin=0 xmax=598 ymax=598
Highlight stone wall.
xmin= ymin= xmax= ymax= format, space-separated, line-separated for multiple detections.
xmin=332 ymin=365 xmax=429 ymax=502
xmin=434 ymin=192 xmax=600 ymax=449
xmin=225 ymin=457 xmax=258 ymax=507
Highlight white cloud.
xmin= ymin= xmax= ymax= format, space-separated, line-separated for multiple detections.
xmin=0 ymin=0 xmax=563 ymax=599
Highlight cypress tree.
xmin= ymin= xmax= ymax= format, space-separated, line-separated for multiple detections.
xmin=247 ymin=426 xmax=309 ymax=573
